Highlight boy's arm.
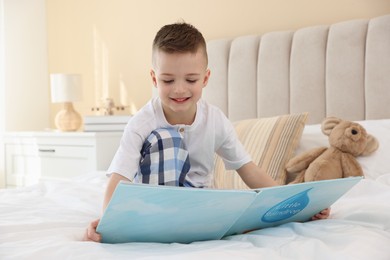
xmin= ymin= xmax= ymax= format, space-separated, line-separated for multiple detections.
xmin=236 ymin=161 xmax=278 ymax=189
xmin=84 ymin=173 xmax=130 ymax=242
xmin=103 ymin=173 xmax=131 ymax=210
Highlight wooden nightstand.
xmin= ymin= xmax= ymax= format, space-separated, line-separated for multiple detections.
xmin=4 ymin=131 xmax=122 ymax=188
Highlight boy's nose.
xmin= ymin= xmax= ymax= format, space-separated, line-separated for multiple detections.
xmin=173 ymin=82 xmax=185 ymax=93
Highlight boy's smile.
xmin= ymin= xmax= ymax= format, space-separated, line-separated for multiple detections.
xmin=151 ymin=48 xmax=210 ymax=125
xmin=171 ymin=97 xmax=190 ymax=103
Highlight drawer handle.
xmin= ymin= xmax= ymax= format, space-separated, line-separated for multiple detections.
xmin=38 ymin=149 xmax=55 ymax=153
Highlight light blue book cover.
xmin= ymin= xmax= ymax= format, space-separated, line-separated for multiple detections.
xmin=96 ymin=183 xmax=256 ymax=243
xmin=225 ymin=176 xmax=362 ymax=236
xmin=96 ymin=177 xmax=362 ymax=244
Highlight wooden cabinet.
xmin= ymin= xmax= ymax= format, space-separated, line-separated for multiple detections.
xmin=4 ymin=131 xmax=122 ymax=187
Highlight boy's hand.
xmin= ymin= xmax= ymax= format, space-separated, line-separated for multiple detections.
xmin=83 ymin=219 xmax=102 ymax=242
xmin=311 ymin=208 xmax=331 ymax=221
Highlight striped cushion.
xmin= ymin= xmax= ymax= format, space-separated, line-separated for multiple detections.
xmin=213 ymin=113 xmax=308 ymax=188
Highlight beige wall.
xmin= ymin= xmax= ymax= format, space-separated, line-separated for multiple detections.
xmin=46 ymin=0 xmax=390 ymax=128
xmin=4 ymin=0 xmax=49 ymax=131
xmin=1 ymin=0 xmax=49 ymax=187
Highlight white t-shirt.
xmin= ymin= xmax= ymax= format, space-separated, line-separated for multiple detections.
xmin=107 ymin=97 xmax=251 ymax=188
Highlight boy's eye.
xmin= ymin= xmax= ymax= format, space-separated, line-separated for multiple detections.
xmin=187 ymin=79 xmax=198 ymax=84
xmin=162 ymin=80 xmax=174 ymax=84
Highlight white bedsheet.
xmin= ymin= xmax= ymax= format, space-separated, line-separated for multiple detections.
xmin=1 ymin=170 xmax=390 ymax=260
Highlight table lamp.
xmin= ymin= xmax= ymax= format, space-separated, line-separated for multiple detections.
xmin=50 ymin=73 xmax=83 ymax=131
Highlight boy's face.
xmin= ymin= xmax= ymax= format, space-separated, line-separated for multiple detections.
xmin=150 ymin=48 xmax=210 ymax=125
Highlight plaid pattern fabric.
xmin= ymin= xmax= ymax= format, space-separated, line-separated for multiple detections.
xmin=134 ymin=128 xmax=193 ymax=187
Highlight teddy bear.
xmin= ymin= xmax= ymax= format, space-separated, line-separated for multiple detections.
xmin=285 ymin=117 xmax=379 ymax=184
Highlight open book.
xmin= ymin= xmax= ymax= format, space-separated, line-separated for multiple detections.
xmin=96 ymin=177 xmax=362 ymax=244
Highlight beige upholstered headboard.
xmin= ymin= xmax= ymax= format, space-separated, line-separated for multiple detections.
xmin=203 ymin=15 xmax=390 ymax=125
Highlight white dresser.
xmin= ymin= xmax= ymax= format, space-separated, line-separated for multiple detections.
xmin=4 ymin=131 xmax=123 ymax=188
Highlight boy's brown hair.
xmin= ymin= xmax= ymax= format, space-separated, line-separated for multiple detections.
xmin=152 ymin=22 xmax=208 ymax=64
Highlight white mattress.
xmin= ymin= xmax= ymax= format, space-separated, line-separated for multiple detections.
xmin=1 ymin=119 xmax=390 ymax=260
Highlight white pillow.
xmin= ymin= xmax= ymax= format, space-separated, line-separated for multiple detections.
xmin=295 ymin=119 xmax=390 ymax=180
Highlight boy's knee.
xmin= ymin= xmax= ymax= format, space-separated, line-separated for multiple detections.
xmin=150 ymin=128 xmax=181 ymax=137
xmin=145 ymin=128 xmax=185 ymax=151
xmin=136 ymin=128 xmax=191 ymax=186
xmin=148 ymin=128 xmax=182 ymax=142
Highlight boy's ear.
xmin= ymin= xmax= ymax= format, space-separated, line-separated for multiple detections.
xmin=150 ymin=69 xmax=157 ymax=87
xmin=203 ymin=69 xmax=211 ymax=87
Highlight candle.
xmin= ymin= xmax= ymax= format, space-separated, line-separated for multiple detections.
xmin=102 ymin=45 xmax=109 ymax=100
xmin=93 ymin=27 xmax=101 ymax=106
xmin=119 ymin=74 xmax=128 ymax=106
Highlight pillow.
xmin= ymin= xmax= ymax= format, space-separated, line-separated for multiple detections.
xmin=213 ymin=112 xmax=308 ymax=189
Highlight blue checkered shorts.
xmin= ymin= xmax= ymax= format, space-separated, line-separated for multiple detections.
xmin=134 ymin=128 xmax=193 ymax=187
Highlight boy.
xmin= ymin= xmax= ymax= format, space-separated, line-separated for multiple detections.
xmin=84 ymin=22 xmax=329 ymax=242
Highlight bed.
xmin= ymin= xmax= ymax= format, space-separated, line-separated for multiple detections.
xmin=1 ymin=15 xmax=390 ymax=259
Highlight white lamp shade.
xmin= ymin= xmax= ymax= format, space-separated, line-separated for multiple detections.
xmin=50 ymin=74 xmax=83 ymax=103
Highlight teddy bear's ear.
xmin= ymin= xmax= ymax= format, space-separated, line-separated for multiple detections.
xmin=321 ymin=117 xmax=342 ymax=136
xmin=361 ymin=135 xmax=379 ymax=156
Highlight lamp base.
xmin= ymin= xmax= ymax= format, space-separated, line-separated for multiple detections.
xmin=55 ymin=102 xmax=82 ymax=131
